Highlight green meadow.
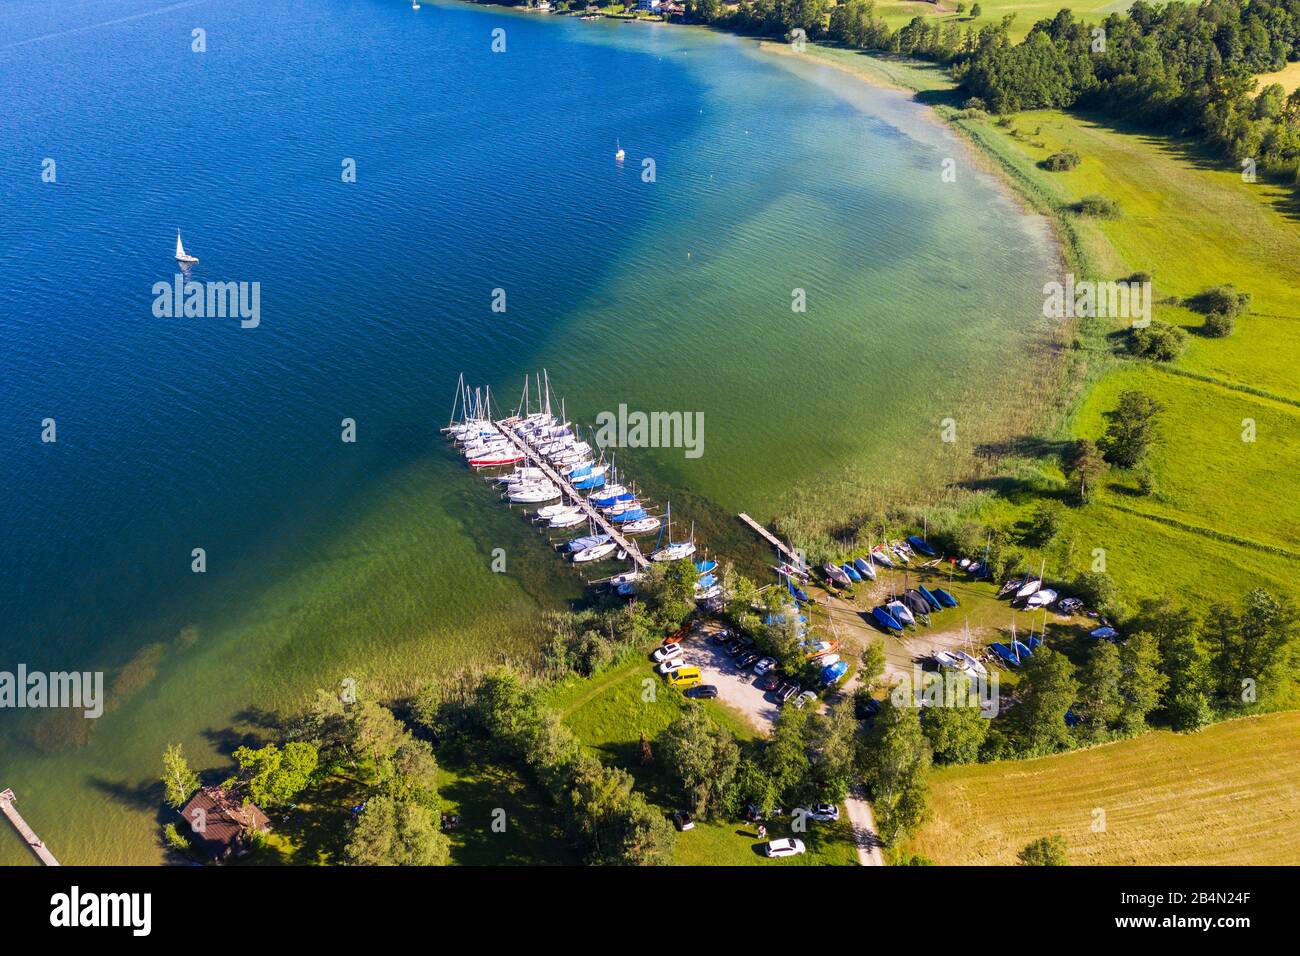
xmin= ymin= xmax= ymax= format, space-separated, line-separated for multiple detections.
xmin=874 ymin=0 xmax=1129 ymax=40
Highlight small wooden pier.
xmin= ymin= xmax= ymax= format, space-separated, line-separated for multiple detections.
xmin=737 ymin=512 xmax=801 ymax=564
xmin=0 ymin=788 xmax=60 ymax=866
xmin=495 ymin=420 xmax=651 ymax=570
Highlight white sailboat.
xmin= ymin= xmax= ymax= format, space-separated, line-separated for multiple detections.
xmin=615 ymin=139 xmax=625 ymax=162
xmin=175 ymin=229 xmax=198 ymax=266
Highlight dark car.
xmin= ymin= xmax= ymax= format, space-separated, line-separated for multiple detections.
xmin=855 ymin=697 xmax=881 ymax=721
xmin=777 ymin=682 xmax=799 ymax=705
xmin=738 ymin=652 xmax=760 ymax=669
xmin=672 ymin=810 xmax=695 ymax=832
xmin=711 ymin=629 xmax=731 ymax=646
xmin=686 ymin=684 xmax=719 ymax=700
xmin=758 ymin=672 xmax=781 ymax=692
xmin=725 ymin=639 xmax=745 ymax=656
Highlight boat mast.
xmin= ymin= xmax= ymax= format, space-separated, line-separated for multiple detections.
xmin=448 ymin=372 xmax=464 ymax=426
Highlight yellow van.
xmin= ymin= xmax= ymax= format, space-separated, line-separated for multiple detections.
xmin=668 ymin=667 xmax=701 ymax=689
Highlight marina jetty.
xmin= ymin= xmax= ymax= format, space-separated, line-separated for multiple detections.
xmin=0 ymin=788 xmax=60 ymax=866
xmin=443 ymin=373 xmax=717 ymax=601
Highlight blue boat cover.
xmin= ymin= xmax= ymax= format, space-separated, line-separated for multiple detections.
xmin=933 ymin=588 xmax=958 ymax=607
xmin=907 ymin=535 xmax=938 ymax=556
xmin=918 ymin=586 xmax=943 ymax=611
xmin=872 ymin=607 xmax=903 ymax=631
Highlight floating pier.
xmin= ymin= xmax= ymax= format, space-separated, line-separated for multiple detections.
xmin=0 ymin=788 xmax=60 ymax=866
xmin=494 ymin=419 xmax=652 ymax=570
xmin=737 ymin=512 xmax=800 ymax=563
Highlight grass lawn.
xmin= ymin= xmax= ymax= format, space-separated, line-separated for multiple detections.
xmin=903 ymin=712 xmax=1300 ymax=864
xmin=875 ymin=0 xmax=1130 ymax=41
xmin=550 ymin=655 xmax=860 ymax=865
xmin=438 ymin=746 xmax=580 ymax=865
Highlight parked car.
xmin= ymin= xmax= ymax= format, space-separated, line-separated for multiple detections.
xmin=738 ymin=652 xmax=760 ymax=669
xmin=764 ymin=838 xmax=806 ymax=858
xmin=658 ymin=658 xmax=689 ymax=675
xmin=652 ymin=642 xmax=683 ymax=663
xmin=685 ymin=684 xmax=718 ymax=699
xmin=793 ymin=690 xmax=817 ymax=710
xmin=794 ymin=804 xmax=839 ymax=822
xmin=855 ymin=697 xmax=881 ymax=721
xmin=753 ymin=657 xmax=777 ymax=676
xmin=758 ymin=672 xmax=781 ymax=692
xmin=672 ymin=810 xmax=695 ymax=832
xmin=777 ymin=682 xmax=799 ymax=705
xmin=668 ymin=667 xmax=702 ymax=689
xmin=725 ymin=639 xmax=744 ymax=656
xmin=711 ymin=629 xmax=731 ymax=646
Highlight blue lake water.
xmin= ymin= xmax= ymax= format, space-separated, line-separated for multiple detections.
xmin=0 ymin=0 xmax=1054 ymax=862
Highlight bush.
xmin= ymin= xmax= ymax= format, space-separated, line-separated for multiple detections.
xmin=162 ymin=822 xmax=191 ymax=854
xmin=1075 ymin=194 xmax=1121 ymax=218
xmin=1202 ymin=311 xmax=1235 ymax=338
xmin=1026 ymin=503 xmax=1064 ymax=545
xmin=1127 ymin=321 xmax=1187 ymax=362
xmin=1040 ymin=149 xmax=1080 ymax=171
xmin=1186 ymin=285 xmax=1250 ymax=319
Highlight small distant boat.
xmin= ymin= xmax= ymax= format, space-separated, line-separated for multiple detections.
xmin=412 ymin=0 xmax=420 ymax=8
xmin=537 ymin=503 xmax=578 ymax=520
xmin=651 ymin=504 xmax=696 ymax=562
xmin=615 ymin=139 xmax=625 ymax=162
xmin=917 ymin=585 xmax=943 ymax=612
xmin=870 ymin=547 xmax=894 ymax=569
xmin=841 ymin=562 xmax=862 ymax=583
xmin=609 ymin=570 xmax=642 ymax=588
xmin=621 ymin=516 xmax=662 ymax=535
xmin=774 ymin=562 xmax=808 ymax=579
xmin=1015 ymin=578 xmax=1042 ymax=600
xmin=872 ymin=606 xmax=904 ymax=633
xmin=1026 ymin=588 xmax=1058 ymax=609
xmin=933 ymin=588 xmax=958 ymax=608
xmin=175 ymin=229 xmax=198 ymax=266
xmin=852 ymin=557 xmax=877 ymax=581
xmin=823 ymin=563 xmax=852 ymax=587
xmin=573 ymin=542 xmax=618 ymax=563
xmin=549 ymin=510 xmax=587 ymax=528
xmin=567 ymin=533 xmax=612 ymax=552
xmin=695 ymin=559 xmax=718 ymax=577
xmin=508 ymin=484 xmax=561 ymax=503
xmin=885 ymin=599 xmax=915 ymax=626
xmin=1090 ymin=626 xmax=1120 ymax=641
xmin=907 ymin=535 xmax=937 ymax=557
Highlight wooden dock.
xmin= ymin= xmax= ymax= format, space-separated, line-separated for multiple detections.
xmin=0 ymin=788 xmax=60 ymax=866
xmin=495 ymin=420 xmax=651 ymax=570
xmin=737 ymin=512 xmax=801 ymax=564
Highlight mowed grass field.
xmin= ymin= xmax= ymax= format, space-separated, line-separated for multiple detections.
xmin=874 ymin=0 xmax=1132 ymax=40
xmin=904 ymin=712 xmax=1300 ymax=864
xmin=549 ymin=657 xmax=859 ymax=865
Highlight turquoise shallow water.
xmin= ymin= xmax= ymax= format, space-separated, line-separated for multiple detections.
xmin=0 ymin=0 xmax=1054 ymax=863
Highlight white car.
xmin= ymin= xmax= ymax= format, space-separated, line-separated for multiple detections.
xmin=753 ymin=657 xmax=777 ymax=676
xmin=658 ymin=659 xmax=689 ymax=676
xmin=652 ymin=642 xmax=683 ymax=663
xmin=764 ymin=838 xmax=806 ymax=858
xmin=794 ymin=804 xmax=839 ymax=822
xmin=793 ymin=690 xmax=817 ymax=710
